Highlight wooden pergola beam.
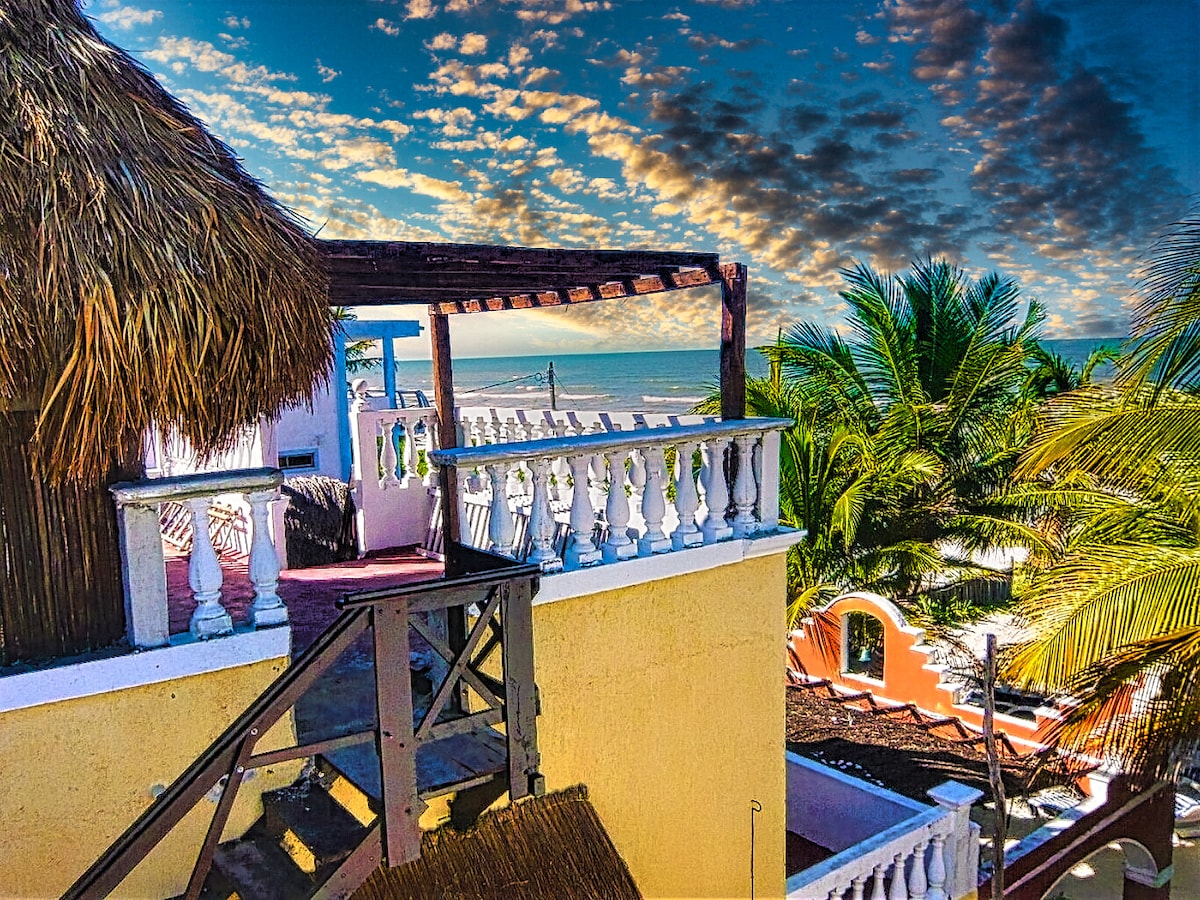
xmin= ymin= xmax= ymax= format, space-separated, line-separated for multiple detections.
xmin=320 ymin=238 xmax=720 ymax=313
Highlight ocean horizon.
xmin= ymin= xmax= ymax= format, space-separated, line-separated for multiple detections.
xmin=358 ymin=337 xmax=1123 ymax=415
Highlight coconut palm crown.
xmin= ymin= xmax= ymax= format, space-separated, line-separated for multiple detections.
xmin=0 ymin=0 xmax=333 ymax=481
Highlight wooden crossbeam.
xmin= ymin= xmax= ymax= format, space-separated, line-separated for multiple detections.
xmin=319 ymin=238 xmax=721 ymax=312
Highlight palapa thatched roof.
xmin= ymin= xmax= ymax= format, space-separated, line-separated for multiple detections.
xmin=351 ymin=786 xmax=642 ymax=900
xmin=0 ymin=0 xmax=332 ymax=481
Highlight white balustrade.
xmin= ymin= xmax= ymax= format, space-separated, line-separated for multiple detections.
xmin=350 ymin=407 xmax=441 ymax=553
xmin=110 ymin=468 xmax=286 ymax=648
xmin=785 ymin=757 xmax=982 ymax=900
xmin=431 ymin=418 xmax=790 ymax=573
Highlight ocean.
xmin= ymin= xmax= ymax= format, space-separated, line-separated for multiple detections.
xmin=363 ymin=337 xmax=1122 ymax=416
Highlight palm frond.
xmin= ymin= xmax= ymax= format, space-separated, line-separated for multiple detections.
xmin=1031 ymin=626 xmax=1200 ymax=778
xmin=1007 ymin=543 xmax=1200 ymax=690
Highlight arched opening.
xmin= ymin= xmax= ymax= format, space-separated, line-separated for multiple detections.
xmin=842 ymin=611 xmax=885 ymax=680
xmin=1041 ymin=838 xmax=1160 ymax=900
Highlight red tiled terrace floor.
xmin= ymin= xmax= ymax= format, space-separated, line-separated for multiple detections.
xmin=165 ymin=548 xmax=444 ymax=654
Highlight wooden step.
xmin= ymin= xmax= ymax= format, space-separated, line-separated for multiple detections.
xmin=210 ymin=826 xmax=316 ymax=900
xmin=320 ymin=726 xmax=510 ymax=804
xmin=261 ymin=781 xmax=369 ymax=878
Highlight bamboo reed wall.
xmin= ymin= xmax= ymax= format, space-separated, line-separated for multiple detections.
xmin=0 ymin=413 xmax=128 ymax=663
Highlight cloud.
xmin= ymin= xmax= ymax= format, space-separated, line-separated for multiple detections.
xmin=222 ymin=15 xmax=250 ymax=29
xmin=372 ymin=18 xmax=401 ymax=36
xmin=316 ymin=59 xmax=341 ymax=82
xmin=145 ymin=36 xmax=296 ymax=83
xmin=405 ymin=0 xmax=437 ymax=20
xmin=95 ymin=4 xmax=162 ymax=29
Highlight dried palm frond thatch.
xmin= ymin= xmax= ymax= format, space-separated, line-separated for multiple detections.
xmin=351 ymin=786 xmax=643 ymax=900
xmin=0 ymin=0 xmax=332 ymax=482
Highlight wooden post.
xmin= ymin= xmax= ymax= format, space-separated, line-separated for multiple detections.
xmin=719 ymin=262 xmax=747 ymax=421
xmin=984 ymin=632 xmax=1006 ymax=899
xmin=502 ymin=577 xmax=543 ymax=799
xmin=430 ymin=312 xmax=461 ymax=545
xmin=373 ymin=601 xmax=423 ymax=866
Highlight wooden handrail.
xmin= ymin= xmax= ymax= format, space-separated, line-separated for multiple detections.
xmin=63 ymin=555 xmax=540 ymax=899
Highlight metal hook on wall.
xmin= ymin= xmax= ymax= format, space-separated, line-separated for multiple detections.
xmin=749 ymin=799 xmax=762 ymax=900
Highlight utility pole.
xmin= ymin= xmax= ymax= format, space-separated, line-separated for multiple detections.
xmin=547 ymin=360 xmax=557 ymax=410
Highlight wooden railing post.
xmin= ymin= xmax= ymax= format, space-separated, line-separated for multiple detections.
xmin=501 ymin=576 xmax=543 ymax=800
xmin=373 ymin=601 xmax=424 ymax=866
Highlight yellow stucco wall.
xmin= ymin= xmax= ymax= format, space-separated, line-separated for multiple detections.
xmin=532 ymin=553 xmax=787 ymax=900
xmin=0 ymin=656 xmax=299 ymax=899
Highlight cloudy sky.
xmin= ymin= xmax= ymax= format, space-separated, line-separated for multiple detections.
xmin=89 ymin=0 xmax=1198 ymax=358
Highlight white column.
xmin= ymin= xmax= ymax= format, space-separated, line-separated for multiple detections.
xmin=925 ymin=834 xmax=947 ymax=900
xmin=888 ymin=853 xmax=908 ymax=900
xmin=380 ymin=420 xmax=400 ymax=487
xmin=869 ymin=864 xmax=887 ymax=900
xmin=422 ymin=413 xmax=438 ymax=488
xmin=525 ymin=457 xmax=563 ymax=572
xmin=926 ymin=782 xmax=982 ymax=900
xmin=637 ymin=445 xmax=671 ymax=555
xmin=671 ymin=441 xmax=703 ymax=550
xmin=114 ymin=501 xmax=170 ymax=648
xmin=187 ymin=497 xmax=233 ymax=639
xmin=487 ymin=463 xmax=516 ymax=555
xmin=565 ymin=454 xmax=602 ymax=569
xmin=400 ymin=417 xmax=416 ymax=482
xmin=907 ymin=839 xmax=928 ymax=899
xmin=602 ymin=450 xmax=637 ymax=562
xmin=700 ymin=439 xmax=733 ymax=543
xmin=456 ymin=469 xmax=472 ymax=544
xmin=247 ymin=489 xmax=287 ymax=628
xmin=731 ymin=434 xmax=758 ymax=536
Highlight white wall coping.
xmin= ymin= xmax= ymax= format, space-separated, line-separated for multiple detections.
xmin=111 ymin=467 xmax=282 ymax=506
xmin=0 ymin=627 xmax=290 ymax=714
xmin=532 ymin=527 xmax=803 ymax=606
xmin=786 ymin=750 xmax=931 ymax=815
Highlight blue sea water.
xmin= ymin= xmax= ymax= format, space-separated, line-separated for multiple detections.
xmin=364 ymin=337 xmax=1122 ymax=416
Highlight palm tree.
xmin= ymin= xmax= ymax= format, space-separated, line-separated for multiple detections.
xmin=1024 ymin=342 xmax=1120 ymax=399
xmin=0 ymin=0 xmax=333 ymax=660
xmin=1006 ymin=213 xmax=1200 ymax=777
xmin=762 ymin=259 xmax=1042 ymax=603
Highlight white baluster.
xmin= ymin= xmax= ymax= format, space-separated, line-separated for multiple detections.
xmin=551 ymin=448 xmax=570 ymax=502
xmin=525 ymin=457 xmax=562 ymax=572
xmin=827 ymin=889 xmax=844 ymax=900
xmin=850 ymin=875 xmax=867 ymax=900
xmin=869 ymin=864 xmax=887 ymax=900
xmin=187 ymin=497 xmax=232 ymax=639
xmin=752 ymin=435 xmax=763 ymax=520
xmin=637 ymin=445 xmax=671 ymax=555
xmin=926 ymin=834 xmax=947 ymax=900
xmin=602 ymin=450 xmax=637 ymax=562
xmin=380 ymin=420 xmax=400 ymax=488
xmin=507 ymin=460 xmax=524 ymax=504
xmin=908 ymin=840 xmax=928 ymax=900
xmin=400 ymin=418 xmax=416 ymax=481
xmin=456 ymin=469 xmax=472 ymax=544
xmin=487 ymin=463 xmax=516 ymax=555
xmin=888 ymin=853 xmax=908 ymax=900
xmin=731 ymin=434 xmax=757 ymax=536
xmin=565 ymin=454 xmax=602 ymax=569
xmin=246 ymin=489 xmax=287 ymax=628
xmin=628 ymin=446 xmax=647 ymax=502
xmin=671 ymin=441 xmax=702 ymax=550
xmin=422 ymin=414 xmax=438 ymax=488
xmin=700 ymin=439 xmax=733 ymax=543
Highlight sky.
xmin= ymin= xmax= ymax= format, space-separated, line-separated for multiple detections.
xmin=88 ymin=0 xmax=1200 ymax=359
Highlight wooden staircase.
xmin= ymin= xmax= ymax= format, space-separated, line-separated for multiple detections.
xmin=67 ymin=547 xmax=543 ymax=900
